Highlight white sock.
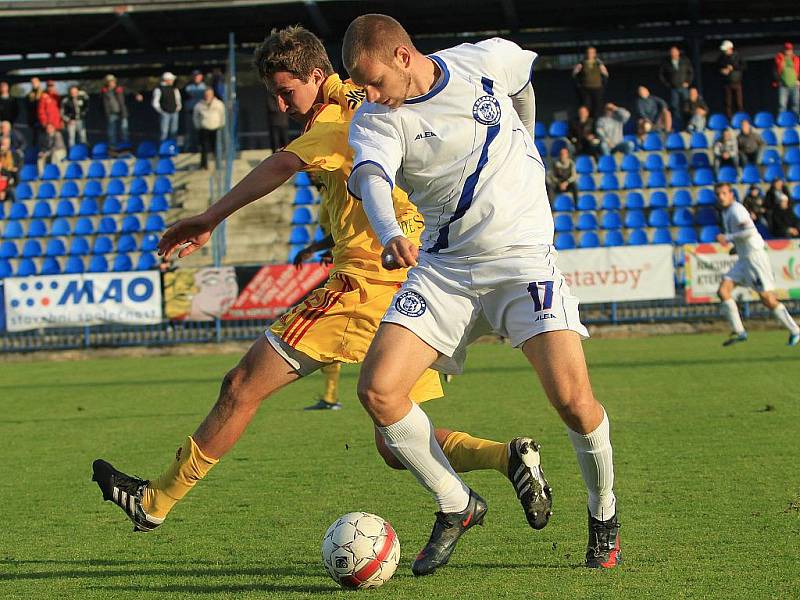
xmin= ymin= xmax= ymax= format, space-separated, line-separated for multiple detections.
xmin=378 ymin=403 xmax=470 ymax=513
xmin=567 ymin=409 xmax=616 ymax=521
xmin=773 ymin=303 xmax=800 ymax=335
xmin=721 ymin=298 xmax=745 ymax=334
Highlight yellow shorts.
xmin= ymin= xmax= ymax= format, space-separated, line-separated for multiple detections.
xmin=269 ymin=272 xmax=443 ymax=403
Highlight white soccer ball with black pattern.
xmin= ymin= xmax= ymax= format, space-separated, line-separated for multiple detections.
xmin=321 ymin=512 xmax=400 ymax=589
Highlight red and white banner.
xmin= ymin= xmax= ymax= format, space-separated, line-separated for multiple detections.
xmin=556 ymin=245 xmax=675 ymax=304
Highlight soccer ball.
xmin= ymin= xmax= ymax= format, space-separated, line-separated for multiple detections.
xmin=321 ymin=512 xmax=400 ymax=589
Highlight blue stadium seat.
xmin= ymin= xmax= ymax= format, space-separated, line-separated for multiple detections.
xmin=579 ymin=231 xmax=600 ymax=248
xmin=155 ymin=158 xmax=176 ymax=175
xmin=548 ymin=120 xmax=569 ymax=137
xmin=293 ymin=188 xmax=315 ymax=205
xmin=672 ymin=208 xmax=694 ymax=226
xmin=554 ymin=214 xmax=574 ymax=232
xmin=690 ymin=132 xmax=708 ymax=149
xmin=534 ymin=122 xmax=547 ymax=138
xmin=760 ymin=148 xmax=781 ymax=166
xmin=761 ymin=129 xmax=778 ymax=146
xmin=576 ymin=155 xmax=595 ymax=174
xmin=597 ymin=155 xmax=617 ymax=173
xmin=600 ymin=192 xmax=621 ymax=210
xmin=88 ymin=255 xmax=108 ymax=273
xmin=577 ymin=174 xmax=596 ymax=191
xmin=19 ymin=164 xmax=38 ymax=182
xmin=291 ymin=207 xmax=313 ymax=225
xmin=87 ymin=161 xmax=106 ymax=179
xmin=112 ymin=254 xmax=133 ymax=272
xmin=764 ymin=164 xmax=784 ymax=182
xmin=644 ymin=154 xmax=664 ymax=171
xmin=627 ymin=229 xmax=648 ymax=245
xmin=117 ymin=234 xmax=137 ymax=253
xmin=554 ymin=233 xmax=575 ymax=250
xmin=98 ymin=216 xmax=118 ymax=235
xmin=784 ymin=147 xmax=800 ymax=165
xmin=27 ymin=220 xmax=47 ymax=238
xmin=782 ymin=129 xmax=800 ymax=146
xmin=45 ymin=238 xmax=66 ymax=257
xmin=289 ymin=226 xmax=311 ymax=244
xmin=649 ymin=190 xmax=669 ymax=208
xmin=69 ymin=236 xmax=89 ymax=256
xmin=792 ymin=185 xmax=800 ymax=201
xmin=717 ymin=166 xmax=738 ymax=184
xmin=623 ymin=172 xmax=643 ymax=190
xmin=795 ymin=204 xmax=800 ymax=218
xmin=667 ymin=169 xmax=690 ymax=188
xmin=83 ymin=179 xmax=103 ymax=197
xmin=91 ymin=143 xmax=109 ymax=159
xmin=648 ymin=208 xmax=670 ymax=228
xmin=104 ymin=178 xmax=124 ymax=196
xmin=144 ymin=214 xmax=165 ymax=232
xmin=16 ymin=258 xmax=37 ymax=277
xmin=137 ymin=252 xmax=158 ymax=270
xmin=74 ymin=217 xmax=94 ymax=236
xmin=9 ymin=202 xmax=28 ymax=219
xmin=787 ymin=165 xmax=800 ymax=182
xmin=30 ymin=201 xmax=53 ymax=220
xmin=136 ymin=141 xmax=157 ymax=159
xmin=110 ymin=159 xmax=129 ymax=177
xmin=641 ymin=133 xmax=662 ymax=151
xmin=693 ymin=168 xmax=715 ymax=186
xmin=549 ymin=138 xmax=568 ymax=157
xmin=0 ymin=240 xmax=18 ymax=258
xmin=646 ymin=170 xmax=666 ymax=188
xmin=140 ymin=234 xmax=158 ymax=252
xmin=23 ymin=147 xmax=37 ymax=164
xmin=55 ymin=199 xmax=75 ymax=218
xmin=699 ymin=225 xmax=721 ymax=242
xmin=601 ymin=211 xmax=622 ymax=229
xmin=604 ymin=230 xmax=624 ymax=247
xmin=0 ymin=258 xmax=12 ymax=278
xmin=620 ymin=154 xmax=639 ymax=172
xmin=19 ymin=240 xmax=41 ymax=259
xmin=288 ymin=244 xmax=306 ymax=263
xmin=36 ymin=182 xmax=56 ymax=200
xmin=15 ymin=182 xmax=33 ymax=200
xmin=50 ymin=218 xmax=70 ymax=237
xmin=129 ymin=177 xmax=149 ymax=195
xmin=731 ymin=112 xmax=751 ymax=129
xmin=153 ymin=177 xmax=173 ymax=194
xmin=624 ymin=191 xmax=645 ymax=209
xmin=753 ymin=112 xmax=774 ymax=129
xmin=40 ymin=256 xmax=61 ymax=275
xmin=67 ymin=144 xmax=88 ymax=161
xmin=534 ymin=140 xmax=547 ymax=157
xmin=79 ymin=197 xmax=99 ymax=216
xmin=126 ymin=195 xmax=145 ymax=214
xmin=577 ymin=194 xmax=597 ymax=210
xmin=131 ymin=158 xmax=151 ymax=177
xmin=41 ymin=163 xmax=60 ymax=181
xmin=690 ymin=152 xmax=711 ymax=169
xmin=102 ymin=196 xmax=122 ymax=215
xmin=652 ymin=228 xmax=672 ymax=244
xmin=708 ymin=114 xmax=728 ymax=131
xmin=294 ymin=172 xmax=312 ymax=186
xmin=695 ymin=207 xmax=718 ymax=226
xmin=64 ymin=256 xmax=84 ymax=274
xmin=576 ymin=213 xmax=598 ymax=231
xmin=92 ymin=236 xmax=113 ymax=255
xmin=624 ymin=210 xmax=646 ymax=228
xmin=667 ymin=152 xmax=688 ymax=170
xmin=59 ymin=180 xmax=79 ymax=199
xmin=2 ymin=221 xmax=23 ymax=239
xmin=675 ymin=227 xmax=698 ymax=244
xmin=553 ymin=194 xmax=574 ymax=212
xmin=64 ymin=162 xmax=83 ymax=180
xmin=313 ymin=226 xmax=326 ymax=242
xmin=777 ymin=111 xmax=799 ymax=128
xmin=158 ymin=140 xmax=178 ymax=157
xmin=741 ymin=165 xmax=761 ymax=184
xmin=665 ymin=132 xmax=685 ymax=151
xmin=149 ymin=195 xmax=169 ymax=212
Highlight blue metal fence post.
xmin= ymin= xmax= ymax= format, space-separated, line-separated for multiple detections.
xmin=83 ymin=325 xmax=90 ymax=348
xmin=610 ymin=302 xmax=618 ymax=324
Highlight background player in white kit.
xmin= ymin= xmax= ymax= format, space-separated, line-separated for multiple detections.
xmin=714 ymin=182 xmax=800 ymax=346
xmin=342 ymin=14 xmax=620 ymax=575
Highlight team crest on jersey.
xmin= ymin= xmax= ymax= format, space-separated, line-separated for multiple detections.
xmin=395 ymin=291 xmax=427 ymax=317
xmin=472 ymin=95 xmax=501 ymax=126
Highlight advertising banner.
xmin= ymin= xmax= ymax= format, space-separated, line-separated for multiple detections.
xmin=556 ymin=245 xmax=675 ymax=304
xmin=164 ymin=264 xmax=331 ymax=321
xmin=3 ymin=271 xmax=162 ymax=332
xmin=684 ymin=240 xmax=800 ymax=303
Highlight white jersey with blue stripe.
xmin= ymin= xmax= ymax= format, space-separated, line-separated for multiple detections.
xmin=348 ymin=38 xmax=553 ymax=259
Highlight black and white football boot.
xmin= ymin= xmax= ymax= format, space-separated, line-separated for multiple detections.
xmin=411 ymin=489 xmax=487 ymax=576
xmin=585 ymin=509 xmax=622 ymax=568
xmin=507 ymin=437 xmax=553 ymax=530
xmin=92 ymin=459 xmax=163 ymax=532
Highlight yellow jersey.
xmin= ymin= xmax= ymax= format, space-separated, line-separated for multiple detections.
xmin=283 ymin=74 xmax=424 ymax=282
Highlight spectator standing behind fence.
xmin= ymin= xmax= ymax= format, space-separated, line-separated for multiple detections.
xmin=682 ymin=87 xmax=709 ymax=132
xmin=25 ymin=77 xmax=43 ymax=147
xmin=0 ymin=81 xmax=18 ymax=124
xmin=768 ymin=191 xmax=800 ymax=238
xmin=717 ymin=40 xmax=745 ymax=119
xmin=38 ymin=80 xmax=63 ymax=133
xmin=152 ymin=72 xmax=181 ymax=142
xmin=596 ymin=103 xmax=634 ymax=155
xmin=193 ymin=87 xmax=225 ymax=170
xmin=713 ymin=129 xmax=738 ymax=171
xmin=183 ymin=70 xmax=207 ymax=151
xmin=572 ymin=46 xmax=608 ymax=118
xmin=60 ymin=85 xmax=89 ymax=147
xmin=736 ymin=120 xmax=764 ymax=166
xmin=568 ymin=105 xmax=601 ymax=156
xmin=37 ymin=123 xmax=65 ymax=172
xmin=546 ymin=147 xmax=578 ymax=204
xmin=635 ymin=85 xmax=672 ymax=136
xmin=659 ymin=46 xmax=693 ymax=130
xmin=774 ymin=42 xmax=799 ymax=115
xmin=102 ymin=75 xmax=131 ymax=148
xmin=1 ymin=120 xmax=25 ymax=153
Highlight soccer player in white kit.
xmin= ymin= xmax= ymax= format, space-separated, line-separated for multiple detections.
xmin=342 ymin=14 xmax=620 ymax=575
xmin=714 ymin=182 xmax=800 ymax=346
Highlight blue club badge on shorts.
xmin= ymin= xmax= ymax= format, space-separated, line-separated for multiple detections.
xmin=472 ymin=95 xmax=501 ymax=126
xmin=395 ymin=291 xmax=427 ymax=317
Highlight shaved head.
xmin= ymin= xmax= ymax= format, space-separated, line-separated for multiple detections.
xmin=342 ymin=14 xmax=415 ymax=73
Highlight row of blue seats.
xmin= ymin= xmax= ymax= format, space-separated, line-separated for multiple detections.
xmin=555 ymin=226 xmax=719 ymax=249
xmin=289 ymin=225 xmax=327 ymax=245
xmin=20 ymin=158 xmax=176 ymax=182
xmin=20 ymin=140 xmax=179 ymax=165
xmin=1 ymin=196 xmax=169 ymax=220
xmin=0 ymin=233 xmax=160 ymax=258
xmin=537 ymin=110 xmax=800 ymax=139
xmin=2 ymin=214 xmax=166 ymax=239
xmin=290 ymin=206 xmax=319 ymax=226
xmin=554 ymin=207 xmax=722 ymax=231
xmin=574 ymin=148 xmax=800 ymax=174
xmin=0 ymin=253 xmax=159 ymax=277
xmin=14 ymin=177 xmax=174 ymax=200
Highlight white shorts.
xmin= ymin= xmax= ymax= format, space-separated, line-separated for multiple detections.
xmin=723 ymin=250 xmax=775 ymax=293
xmin=382 ymin=246 xmax=589 ymax=375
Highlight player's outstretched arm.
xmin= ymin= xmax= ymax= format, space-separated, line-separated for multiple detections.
xmin=158 ymin=151 xmax=305 ymax=260
xmin=292 ymin=234 xmax=334 ymax=269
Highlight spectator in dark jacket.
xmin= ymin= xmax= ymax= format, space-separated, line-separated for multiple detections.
xmin=152 ymin=71 xmax=182 ymax=142
xmin=546 ymin=147 xmax=578 ymax=203
xmin=102 ymin=74 xmax=129 ymax=147
xmin=768 ymin=191 xmax=800 ymax=238
xmin=572 ymin=46 xmax=608 ymax=118
xmin=659 ymin=46 xmax=694 ymax=130
xmin=0 ymin=81 xmax=18 ymax=124
xmin=743 ymin=185 xmax=769 ymax=231
xmin=25 ymin=77 xmax=43 ymax=147
xmin=568 ymin=105 xmax=601 ymax=156
xmin=635 ymin=86 xmax=672 ymax=136
xmin=764 ymin=179 xmax=789 ymax=212
xmin=736 ymin=120 xmax=765 ymax=166
xmin=60 ymin=85 xmax=89 ymax=147
xmin=682 ymin=87 xmax=709 ymax=132
xmin=717 ymin=40 xmax=745 ymax=119
xmin=774 ymin=42 xmax=800 ymax=115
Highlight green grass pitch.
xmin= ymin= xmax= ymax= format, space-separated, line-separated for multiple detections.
xmin=1 ymin=331 xmax=798 ymax=599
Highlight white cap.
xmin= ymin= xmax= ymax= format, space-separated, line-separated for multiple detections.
xmin=161 ymin=71 xmax=176 ymax=81
xmin=720 ymin=40 xmax=733 ymax=51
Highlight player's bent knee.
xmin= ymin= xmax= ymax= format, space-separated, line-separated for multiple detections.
xmin=219 ymin=365 xmax=262 ymax=409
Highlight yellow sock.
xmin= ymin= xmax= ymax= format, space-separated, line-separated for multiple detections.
xmin=441 ymin=431 xmax=509 ymax=475
xmin=141 ymin=436 xmax=218 ymax=519
xmin=322 ymin=363 xmax=341 ymax=404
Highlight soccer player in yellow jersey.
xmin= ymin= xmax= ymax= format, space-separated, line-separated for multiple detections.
xmin=91 ymin=26 xmax=551 ymax=534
